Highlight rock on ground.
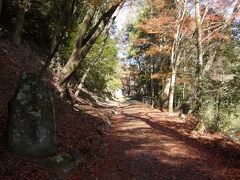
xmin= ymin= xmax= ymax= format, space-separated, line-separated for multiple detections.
xmin=7 ymin=73 xmax=56 ymax=157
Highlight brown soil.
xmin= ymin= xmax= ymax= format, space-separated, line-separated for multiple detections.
xmin=91 ymin=100 xmax=240 ymax=180
xmin=0 ymin=34 xmax=240 ymax=180
xmin=0 ymin=35 xmax=111 ymax=179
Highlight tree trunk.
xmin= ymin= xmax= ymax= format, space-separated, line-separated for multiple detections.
xmin=75 ymin=5 xmax=97 ymax=49
xmin=160 ymin=78 xmax=170 ymax=111
xmin=182 ymin=66 xmax=186 ymax=100
xmin=167 ymin=0 xmax=187 ymax=113
xmin=13 ymin=1 xmax=30 ymax=46
xmin=195 ymin=0 xmax=203 ymax=100
xmin=13 ymin=5 xmax=25 ymax=46
xmin=214 ymin=94 xmax=221 ymax=131
xmin=40 ymin=0 xmax=77 ymax=78
xmin=0 ymin=0 xmax=2 ymax=16
xmin=168 ymin=70 xmax=176 ymax=113
xmin=59 ymin=2 xmax=122 ymax=87
xmin=150 ymin=58 xmax=154 ymax=107
xmin=73 ymin=5 xmax=121 ymax=99
xmin=50 ymin=0 xmax=68 ymax=53
xmin=74 ymin=66 xmax=90 ymax=98
xmin=193 ymin=0 xmax=206 ymax=132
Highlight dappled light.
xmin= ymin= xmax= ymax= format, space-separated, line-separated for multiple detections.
xmin=93 ymin=100 xmax=240 ymax=179
xmin=0 ymin=0 xmax=240 ymax=179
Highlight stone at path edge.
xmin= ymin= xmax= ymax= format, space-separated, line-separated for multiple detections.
xmin=7 ymin=72 xmax=56 ymax=157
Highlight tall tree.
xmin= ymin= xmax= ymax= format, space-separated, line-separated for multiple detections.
xmin=168 ymin=0 xmax=187 ymax=113
xmin=40 ymin=0 xmax=79 ymax=77
xmin=193 ymin=0 xmax=203 ymax=113
xmin=13 ymin=0 xmax=31 ymax=46
xmin=59 ymin=0 xmax=125 ymax=90
xmin=74 ymin=4 xmax=122 ymax=98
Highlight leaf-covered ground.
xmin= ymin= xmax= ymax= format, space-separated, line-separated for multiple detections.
xmin=91 ymin=100 xmax=240 ymax=180
xmin=0 ymin=35 xmax=240 ymax=179
xmin=0 ymin=35 xmax=112 ymax=179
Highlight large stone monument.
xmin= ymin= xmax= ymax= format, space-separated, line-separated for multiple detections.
xmin=7 ymin=73 xmax=56 ymax=157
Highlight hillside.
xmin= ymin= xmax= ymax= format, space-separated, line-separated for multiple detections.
xmin=0 ymin=34 xmax=114 ymax=179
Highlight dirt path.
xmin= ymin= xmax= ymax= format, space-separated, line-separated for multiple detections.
xmin=92 ymin=100 xmax=240 ymax=180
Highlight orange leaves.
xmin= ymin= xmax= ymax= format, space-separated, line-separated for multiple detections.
xmin=159 ymin=44 xmax=172 ymax=56
xmin=204 ymin=32 xmax=231 ymax=43
xmin=152 ymin=0 xmax=168 ymax=10
xmin=151 ymin=73 xmax=161 ymax=79
xmin=180 ymin=16 xmax=195 ymax=35
xmin=205 ymin=13 xmax=224 ymax=22
xmin=151 ymin=72 xmax=193 ymax=83
xmin=145 ymin=44 xmax=172 ymax=57
xmin=137 ymin=16 xmax=175 ymax=35
xmin=134 ymin=38 xmax=149 ymax=45
xmin=146 ymin=45 xmax=161 ymax=56
xmin=176 ymin=78 xmax=193 ymax=84
xmin=150 ymin=72 xmax=171 ymax=79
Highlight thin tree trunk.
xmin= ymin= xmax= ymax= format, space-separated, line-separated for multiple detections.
xmin=193 ymin=0 xmax=206 ymax=132
xmin=150 ymin=58 xmax=154 ymax=107
xmin=74 ymin=66 xmax=90 ymax=98
xmin=13 ymin=8 xmax=25 ymax=46
xmin=194 ymin=0 xmax=203 ymax=112
xmin=168 ymin=0 xmax=187 ymax=113
xmin=215 ymin=94 xmax=221 ymax=131
xmin=168 ymin=70 xmax=176 ymax=113
xmin=182 ymin=66 xmax=186 ymax=100
xmin=13 ymin=1 xmax=30 ymax=46
xmin=50 ymin=0 xmax=68 ymax=54
xmin=182 ymin=83 xmax=186 ymax=100
xmin=0 ymin=0 xmax=2 ymax=16
xmin=73 ymin=51 xmax=102 ymax=98
xmin=71 ymin=0 xmax=76 ymax=15
xmin=160 ymin=78 xmax=170 ymax=111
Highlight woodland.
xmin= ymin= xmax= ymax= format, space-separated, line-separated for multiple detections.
xmin=0 ymin=0 xmax=240 ymax=179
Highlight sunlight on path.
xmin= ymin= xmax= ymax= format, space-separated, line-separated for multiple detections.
xmin=94 ymin=100 xmax=238 ymax=180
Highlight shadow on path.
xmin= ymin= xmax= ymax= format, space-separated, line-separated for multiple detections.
xmin=93 ymin=100 xmax=240 ymax=180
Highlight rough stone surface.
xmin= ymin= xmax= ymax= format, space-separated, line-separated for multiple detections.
xmin=7 ymin=73 xmax=56 ymax=157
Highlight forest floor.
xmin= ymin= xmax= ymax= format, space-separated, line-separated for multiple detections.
xmin=89 ymin=100 xmax=240 ymax=180
xmin=0 ymin=35 xmax=116 ymax=179
xmin=0 ymin=34 xmax=240 ymax=179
